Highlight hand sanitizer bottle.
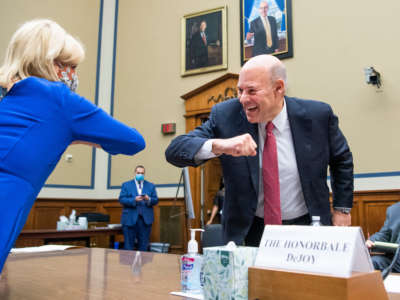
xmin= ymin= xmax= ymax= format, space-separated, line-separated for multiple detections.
xmin=180 ymin=228 xmax=204 ymax=294
xmin=311 ymin=216 xmax=322 ymax=226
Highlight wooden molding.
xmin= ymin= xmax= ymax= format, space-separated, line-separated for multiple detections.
xmin=181 ymin=73 xmax=238 ymax=100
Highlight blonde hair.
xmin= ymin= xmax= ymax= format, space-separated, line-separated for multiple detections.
xmin=0 ymin=19 xmax=85 ymax=87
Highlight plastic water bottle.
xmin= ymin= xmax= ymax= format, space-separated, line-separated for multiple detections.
xmin=311 ymin=216 xmax=322 ymax=226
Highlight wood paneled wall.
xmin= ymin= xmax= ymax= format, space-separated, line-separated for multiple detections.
xmin=18 ymin=190 xmax=400 ymax=253
xmin=350 ymin=190 xmax=400 ymax=237
xmin=21 ymin=197 xmax=186 ymax=253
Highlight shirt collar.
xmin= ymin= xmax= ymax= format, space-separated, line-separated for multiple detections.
xmin=272 ymin=99 xmax=287 ymax=133
xmin=259 ymin=98 xmax=287 ymax=134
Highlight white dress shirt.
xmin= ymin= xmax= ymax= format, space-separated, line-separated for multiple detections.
xmin=195 ymin=100 xmax=308 ymax=220
xmin=255 ymin=100 xmax=308 ymax=220
xmin=135 ymin=180 xmax=143 ymax=195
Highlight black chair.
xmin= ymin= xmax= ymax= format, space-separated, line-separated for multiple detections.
xmin=202 ymin=224 xmax=224 ymax=248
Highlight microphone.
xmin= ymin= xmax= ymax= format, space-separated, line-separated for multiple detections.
xmin=373 ymin=241 xmax=399 ymax=254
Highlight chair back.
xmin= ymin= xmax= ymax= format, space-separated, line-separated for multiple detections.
xmin=202 ymin=224 xmax=224 ymax=248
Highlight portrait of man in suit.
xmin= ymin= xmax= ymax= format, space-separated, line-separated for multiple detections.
xmin=166 ymin=54 xmax=353 ymax=247
xmin=189 ymin=20 xmax=209 ymax=69
xmin=119 ymin=165 xmax=158 ymax=251
xmin=183 ymin=7 xmax=227 ymax=76
xmin=246 ymin=1 xmax=279 ymax=56
xmin=241 ymin=0 xmax=293 ymax=63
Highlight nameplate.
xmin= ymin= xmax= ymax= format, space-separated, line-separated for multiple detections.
xmin=254 ymin=225 xmax=374 ymax=278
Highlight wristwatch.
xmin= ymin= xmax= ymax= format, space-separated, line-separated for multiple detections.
xmin=334 ymin=207 xmax=352 ymax=214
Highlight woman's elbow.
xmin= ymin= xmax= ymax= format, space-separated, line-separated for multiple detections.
xmin=129 ymin=133 xmax=146 ymax=155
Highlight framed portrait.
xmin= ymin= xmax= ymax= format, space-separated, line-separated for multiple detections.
xmin=240 ymin=0 xmax=293 ymax=64
xmin=181 ymin=6 xmax=227 ymax=77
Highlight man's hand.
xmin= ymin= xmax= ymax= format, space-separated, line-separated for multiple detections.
xmin=365 ymin=239 xmax=375 ymax=249
xmin=211 ymin=134 xmax=257 ymax=157
xmin=246 ymin=32 xmax=254 ymax=40
xmin=135 ymin=195 xmax=144 ymax=202
xmin=332 ymin=210 xmax=351 ymax=226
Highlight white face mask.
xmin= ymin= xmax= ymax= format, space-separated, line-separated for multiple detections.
xmin=57 ymin=65 xmax=79 ymax=92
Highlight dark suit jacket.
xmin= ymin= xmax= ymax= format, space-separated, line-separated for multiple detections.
xmin=119 ymin=180 xmax=158 ymax=226
xmin=190 ymin=31 xmax=208 ymax=68
xmin=165 ymin=97 xmax=354 ymax=244
xmin=249 ymin=16 xmax=279 ymax=56
xmin=370 ymin=202 xmax=400 ymax=244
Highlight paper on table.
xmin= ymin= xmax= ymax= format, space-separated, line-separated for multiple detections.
xmin=11 ymin=245 xmax=79 ymax=253
xmin=170 ymin=291 xmax=203 ymax=300
xmin=384 ymin=274 xmax=400 ymax=293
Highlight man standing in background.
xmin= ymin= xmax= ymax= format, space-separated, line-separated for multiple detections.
xmin=119 ymin=165 xmax=158 ymax=251
xmin=246 ymin=1 xmax=279 ymax=56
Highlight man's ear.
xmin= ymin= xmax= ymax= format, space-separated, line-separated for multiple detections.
xmin=274 ymin=79 xmax=285 ymax=96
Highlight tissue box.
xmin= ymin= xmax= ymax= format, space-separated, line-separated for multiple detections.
xmin=202 ymin=246 xmax=258 ymax=300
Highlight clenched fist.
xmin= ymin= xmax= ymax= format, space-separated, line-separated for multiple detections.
xmin=211 ymin=134 xmax=257 ymax=157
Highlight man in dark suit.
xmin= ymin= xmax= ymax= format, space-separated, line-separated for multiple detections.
xmin=165 ymin=54 xmax=353 ymax=246
xmin=366 ymin=202 xmax=400 ymax=272
xmin=119 ymin=165 xmax=158 ymax=251
xmin=190 ymin=20 xmax=208 ymax=68
xmin=246 ymin=1 xmax=279 ymax=56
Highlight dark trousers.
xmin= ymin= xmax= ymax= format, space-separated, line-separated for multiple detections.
xmin=372 ymin=254 xmax=400 ymax=273
xmin=245 ymin=214 xmax=311 ymax=247
xmin=122 ymin=215 xmax=152 ymax=251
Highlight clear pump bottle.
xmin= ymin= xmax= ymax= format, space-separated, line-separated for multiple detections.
xmin=180 ymin=228 xmax=204 ymax=294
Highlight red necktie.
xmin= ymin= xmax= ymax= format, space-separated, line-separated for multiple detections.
xmin=263 ymin=122 xmax=282 ymax=225
xmin=201 ymin=33 xmax=207 ymax=45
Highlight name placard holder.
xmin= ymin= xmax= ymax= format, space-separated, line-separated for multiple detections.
xmin=255 ymin=225 xmax=373 ymax=277
xmin=248 ymin=225 xmax=388 ymax=300
xmin=248 ymin=268 xmax=388 ymax=300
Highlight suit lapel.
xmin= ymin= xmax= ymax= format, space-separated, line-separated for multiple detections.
xmin=286 ymin=97 xmax=312 ymax=183
xmin=240 ymin=110 xmax=260 ymax=198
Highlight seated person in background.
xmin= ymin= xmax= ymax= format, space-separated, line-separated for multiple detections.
xmin=365 ymin=202 xmax=400 ymax=272
xmin=0 ymin=19 xmax=146 ymax=274
xmin=207 ymin=179 xmax=225 ymax=225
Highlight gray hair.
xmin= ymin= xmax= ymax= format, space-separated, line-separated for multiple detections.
xmin=270 ymin=61 xmax=288 ymax=87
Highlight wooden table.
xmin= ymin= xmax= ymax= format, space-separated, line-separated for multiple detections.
xmin=0 ymin=248 xmax=181 ymax=299
xmin=0 ymin=248 xmax=399 ymax=300
xmin=16 ymin=228 xmax=122 ymax=248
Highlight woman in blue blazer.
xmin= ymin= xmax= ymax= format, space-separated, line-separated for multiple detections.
xmin=0 ymin=19 xmax=146 ymax=273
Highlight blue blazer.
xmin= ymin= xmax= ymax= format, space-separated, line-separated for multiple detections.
xmin=0 ymin=77 xmax=145 ymax=273
xmin=119 ymin=180 xmax=158 ymax=226
xmin=165 ymin=97 xmax=354 ymax=244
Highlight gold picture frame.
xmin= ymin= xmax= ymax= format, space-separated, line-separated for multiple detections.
xmin=181 ymin=6 xmax=227 ymax=77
